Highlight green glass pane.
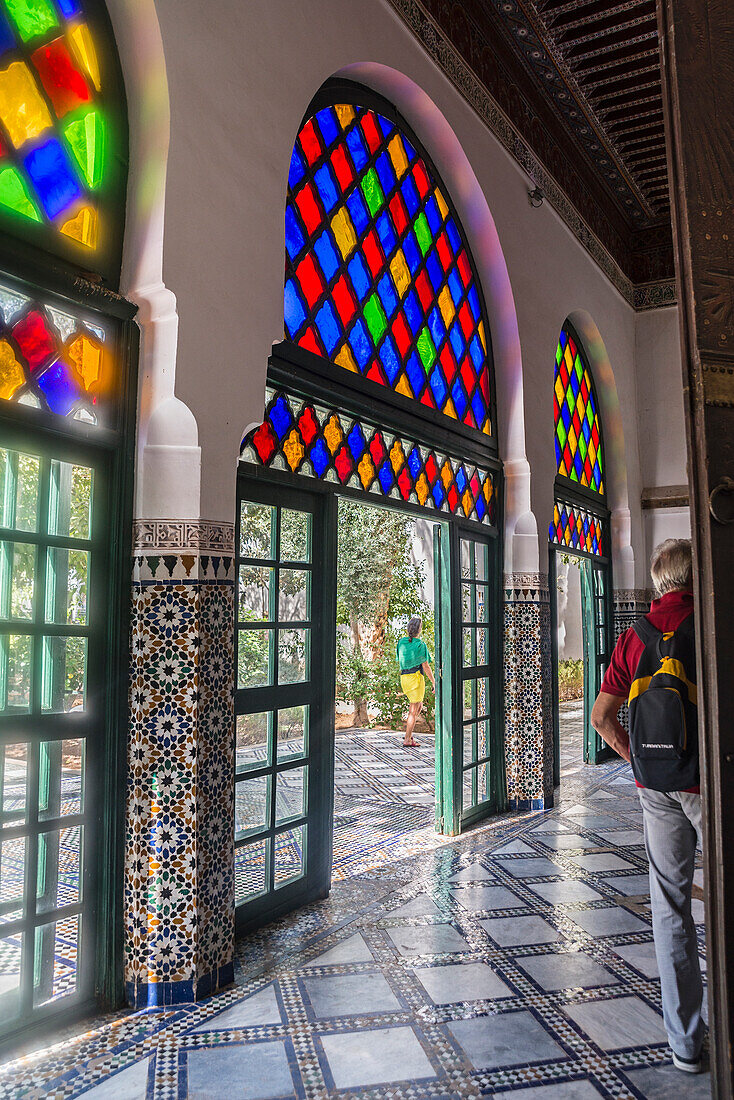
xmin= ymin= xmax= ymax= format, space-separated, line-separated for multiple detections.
xmin=280 ymin=509 xmax=310 ymax=562
xmin=63 ymin=110 xmax=106 ymax=190
xmin=0 ymin=167 xmax=42 ymax=223
xmin=556 ymin=420 xmax=567 ymax=447
xmin=236 ymin=711 xmax=270 ymax=771
xmin=363 ymin=293 xmax=387 ymax=344
xmin=4 ymin=0 xmax=58 ymax=42
xmin=360 ymin=167 xmax=384 ymax=217
xmin=555 ymin=341 xmax=562 ymax=366
xmin=1 ymin=633 xmax=31 ymax=711
xmin=238 ymin=628 xmax=273 ymax=689
xmin=235 ymin=775 xmax=269 ymax=840
xmin=41 ymin=636 xmax=87 ymax=713
xmin=48 ymin=462 xmax=92 ymax=540
xmin=578 ymin=432 xmax=587 ymax=460
xmin=414 ymin=212 xmax=432 ymax=257
xmin=575 ymin=356 xmax=584 ymax=383
xmin=565 ymin=386 xmax=574 ymax=415
xmin=45 ymin=547 xmax=89 ymax=625
xmin=417 ymin=327 xmax=436 ymax=371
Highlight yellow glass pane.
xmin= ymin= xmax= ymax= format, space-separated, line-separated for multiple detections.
xmin=415 ymin=472 xmax=429 ymax=505
xmin=438 ymin=285 xmax=455 ymax=327
xmin=389 ymin=250 xmax=410 ymax=299
xmin=60 ymin=206 xmax=98 ymax=249
xmin=357 ymin=453 xmax=374 ymax=490
xmin=484 ymin=479 xmax=493 ymax=503
xmin=69 ymin=22 xmax=101 ymax=91
xmin=441 ymin=460 xmax=453 ymax=490
xmin=554 ymin=373 xmax=565 ymax=407
xmin=334 ymin=343 xmax=357 ymax=373
xmin=0 ymin=340 xmax=25 ymax=399
xmin=387 ymin=134 xmax=409 ymax=179
xmin=0 ymin=61 xmax=53 ymax=148
xmin=395 ymin=373 xmax=412 ymax=399
xmin=478 ymin=320 xmax=487 ymax=353
xmin=435 ymin=189 xmax=449 ymax=220
xmin=564 ymin=343 xmax=574 ymax=372
xmin=389 ymin=441 xmax=405 ymax=474
xmin=462 ymin=490 xmax=473 ymax=517
xmin=330 ymin=206 xmax=356 ymax=260
xmin=444 ymin=397 xmax=457 ymax=420
xmin=283 ymin=429 xmax=304 ymax=472
xmin=334 ymin=103 xmax=355 ymax=130
xmin=482 ymin=418 xmax=491 ymax=436
xmin=323 ymin=415 xmax=343 ymax=455
xmin=67 ymin=332 xmax=102 ymax=390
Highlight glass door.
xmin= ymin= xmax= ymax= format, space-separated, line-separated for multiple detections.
xmin=234 ymin=477 xmax=336 ymax=933
xmin=581 ymin=557 xmax=614 ymax=764
xmin=0 ymin=438 xmax=107 ymax=1039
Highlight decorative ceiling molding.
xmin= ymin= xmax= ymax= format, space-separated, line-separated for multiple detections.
xmin=384 ymin=0 xmax=676 ymax=310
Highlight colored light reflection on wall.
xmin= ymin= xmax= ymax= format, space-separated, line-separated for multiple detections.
xmin=549 ymin=500 xmax=604 ymax=557
xmin=554 ymin=327 xmax=604 ymax=495
xmin=0 ymin=0 xmax=109 ymax=253
xmin=242 ymin=388 xmax=497 ymax=525
xmin=0 ymin=277 xmax=112 ymax=422
xmin=284 ymin=100 xmax=494 ymax=437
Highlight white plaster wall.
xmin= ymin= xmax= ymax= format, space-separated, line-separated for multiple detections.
xmin=114 ymin=0 xmax=671 ymax=587
xmin=635 ymin=307 xmax=688 ymax=490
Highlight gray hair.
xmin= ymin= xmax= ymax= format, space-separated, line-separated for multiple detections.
xmin=650 ymin=538 xmax=693 ymax=596
xmin=407 ymin=616 xmax=422 ymax=638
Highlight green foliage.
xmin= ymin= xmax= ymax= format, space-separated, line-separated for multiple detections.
xmin=558 ymin=657 xmax=583 ymax=701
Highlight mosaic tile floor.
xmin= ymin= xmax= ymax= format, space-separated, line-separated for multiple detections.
xmin=0 ymin=704 xmax=711 ymax=1098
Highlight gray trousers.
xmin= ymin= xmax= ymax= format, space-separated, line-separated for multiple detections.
xmin=638 ymin=787 xmax=704 ymax=1059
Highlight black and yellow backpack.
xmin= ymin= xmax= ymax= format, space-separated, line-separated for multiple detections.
xmin=627 ymin=613 xmax=699 ymax=791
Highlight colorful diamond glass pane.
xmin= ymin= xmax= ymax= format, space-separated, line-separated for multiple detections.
xmin=553 ymin=327 xmax=604 ymax=496
xmin=284 ymin=99 xmax=493 ymax=436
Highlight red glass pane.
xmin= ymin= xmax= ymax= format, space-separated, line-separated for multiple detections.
xmin=440 ymin=344 xmax=457 ymax=385
xmin=457 ymin=250 xmax=472 ymax=288
xmin=295 ymin=182 xmax=322 ymax=236
xmin=463 ymin=409 xmax=474 ymax=427
xmin=334 ymin=444 xmax=353 ymax=483
xmin=458 ymin=301 xmax=474 ymax=340
xmin=362 ymin=229 xmax=383 ymax=277
xmin=412 ymin=160 xmax=430 ymax=198
xmin=298 ymin=326 xmax=321 ymax=356
xmin=298 ymin=406 xmax=319 ymax=446
xmin=559 ymin=357 xmax=569 ymax=387
xmin=480 ymin=372 xmax=490 ymax=402
xmin=32 ymin=38 xmax=90 ymax=119
xmin=420 ymin=387 xmax=435 ymax=408
xmin=366 ymin=361 xmax=385 ymax=385
xmin=568 ymin=335 xmax=577 ymax=359
xmin=415 ymin=270 xmax=432 ymax=312
xmin=397 ymin=468 xmax=411 ymax=500
xmin=470 ymin=473 xmax=480 ymax=498
xmin=295 ymin=253 xmax=325 ymax=309
xmin=591 ymin=422 xmax=599 ymax=447
xmin=436 ymin=232 xmax=451 ymax=272
xmin=331 ymin=274 xmax=356 ymax=327
xmin=299 ymin=119 xmax=322 ymax=166
xmin=360 ymin=112 xmax=381 ymax=154
xmin=571 ymin=410 xmax=581 ymax=437
xmin=425 ymin=454 xmax=438 ymax=484
xmin=447 ymin=484 xmax=459 ymax=512
xmin=460 ymin=356 xmax=475 ymax=396
xmin=581 ymin=376 xmax=589 ymax=402
xmin=392 ymin=312 xmax=411 ymax=357
xmin=369 ymin=432 xmax=386 ymax=465
xmin=389 ymin=193 xmax=408 ymax=236
xmin=13 ymin=310 xmax=57 ymax=371
xmin=252 ymin=421 xmax=277 ymax=463
xmin=330 ymin=144 xmax=353 ymax=191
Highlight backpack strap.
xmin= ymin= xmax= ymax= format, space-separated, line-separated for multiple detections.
xmin=631 ymin=615 xmax=661 ymax=647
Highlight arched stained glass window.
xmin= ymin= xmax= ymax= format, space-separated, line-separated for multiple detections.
xmin=554 ymin=326 xmax=604 ymax=495
xmin=284 ymin=89 xmax=494 ymax=437
xmin=0 ymin=0 xmax=126 ymax=280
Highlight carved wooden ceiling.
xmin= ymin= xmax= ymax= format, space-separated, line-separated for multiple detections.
xmin=397 ymin=0 xmax=676 ymax=293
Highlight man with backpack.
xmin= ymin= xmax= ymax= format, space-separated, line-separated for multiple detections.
xmin=591 ymin=538 xmax=703 ymax=1074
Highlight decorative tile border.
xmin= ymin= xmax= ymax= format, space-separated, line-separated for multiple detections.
xmin=612 ymin=589 xmax=652 ymax=732
xmin=125 ymin=522 xmax=236 ymax=1007
xmin=503 ymin=572 xmax=554 ymax=811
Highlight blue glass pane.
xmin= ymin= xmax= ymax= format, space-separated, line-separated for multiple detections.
xmin=451 ymin=378 xmax=467 ymax=417
xmin=0 ymin=9 xmax=15 ymax=54
xmin=375 ymin=211 xmax=396 ymax=255
xmin=348 ymin=318 xmax=372 ymax=370
xmin=424 ymin=196 xmax=441 ymax=235
xmin=425 ymin=250 xmax=443 ymax=292
xmin=561 ymin=404 xmax=571 ymax=430
xmin=471 ymin=391 xmax=486 ymax=426
xmin=379 ymin=335 xmax=400 ymax=384
xmin=56 ymin=0 xmax=81 ymax=15
xmin=270 ymin=396 xmax=293 ymax=441
xmin=284 ymin=279 xmax=306 ymax=337
xmin=432 ymin=481 xmax=445 ymax=507
xmin=405 ymin=351 xmax=424 ymax=395
xmin=316 ymin=107 xmax=339 ymax=147
xmin=404 ymin=290 xmax=422 ymax=336
xmin=449 ymin=321 xmax=465 ymax=362
xmin=475 ymin=495 xmax=486 ymax=521
xmin=456 ymin=467 xmax=467 ymax=494
xmin=446 ymin=218 xmax=461 ymax=254
xmin=375 ymin=152 xmax=395 ymax=195
xmin=467 ymin=285 xmax=480 ymax=321
xmin=429 ymin=366 xmax=447 ymax=406
xmin=346 ymin=189 xmax=369 ymax=234
xmin=402 ymin=231 xmax=421 ymax=276
xmin=314 ymin=164 xmax=339 ymax=213
xmin=310 ymin=439 xmax=330 ymax=478
xmin=285 ymin=205 xmax=305 ymax=262
xmin=408 ymin=447 xmax=422 ymax=479
xmin=288 ymin=146 xmax=305 ymax=189
xmin=313 ymin=230 xmax=340 ymax=282
xmin=448 ymin=270 xmax=462 ymax=307
xmin=37 ymin=361 xmax=78 ymax=416
xmin=347 ymin=253 xmax=371 ymax=302
xmin=346 ymin=127 xmax=368 ymax=172
xmin=347 ymin=423 xmax=366 ymax=461
xmin=315 ymin=300 xmax=340 ymax=354
xmin=377 ymin=114 xmax=394 ymax=139
xmin=401 ymin=176 xmax=419 ymax=218
xmin=469 ymin=334 xmax=484 ymax=371
xmin=427 ymin=307 xmax=445 ymax=348
xmin=378 ymin=462 xmax=394 ymax=493
xmin=23 ymin=139 xmax=81 ymax=220
xmin=377 ymin=272 xmax=398 ymax=319
xmin=554 ymin=438 xmax=562 ymax=466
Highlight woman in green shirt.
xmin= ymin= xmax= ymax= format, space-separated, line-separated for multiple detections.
xmin=396 ymin=616 xmax=435 ymax=748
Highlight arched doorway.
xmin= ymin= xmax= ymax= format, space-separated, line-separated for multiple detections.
xmin=235 ymin=80 xmax=505 ymax=933
xmin=0 ymin=0 xmax=137 ymax=1048
xmin=549 ymin=322 xmax=614 ymax=782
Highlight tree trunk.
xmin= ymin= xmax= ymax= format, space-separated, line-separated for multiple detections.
xmin=349 ymin=611 xmax=369 ymax=727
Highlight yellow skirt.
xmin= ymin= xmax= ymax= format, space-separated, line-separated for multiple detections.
xmin=400 ymin=671 xmax=425 ymax=704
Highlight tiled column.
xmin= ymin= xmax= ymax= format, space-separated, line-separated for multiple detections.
xmin=125 ymin=521 xmax=235 ymax=1008
xmin=503 ymin=573 xmax=554 ymax=810
xmin=612 ymin=588 xmax=651 ymax=731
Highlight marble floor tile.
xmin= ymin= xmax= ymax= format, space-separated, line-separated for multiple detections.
xmin=448 ymin=1010 xmax=565 ymax=1069
xmin=190 ymin=984 xmax=282 ymax=1031
xmin=515 ymin=952 xmax=618 ymax=991
xmin=527 ymin=880 xmax=604 ymax=904
xmin=386 ymin=894 xmax=443 ymax=918
xmin=387 ymin=923 xmax=471 ymax=956
xmin=492 ymin=839 xmax=536 ymax=855
xmin=452 ymin=884 xmax=525 ymax=911
xmin=603 ymin=873 xmax=650 ymax=896
xmin=319 ymin=1025 xmax=435 ymax=1088
xmin=612 ymin=941 xmax=659 ymax=978
xmin=563 ymin=995 xmax=668 ymax=1050
xmin=539 ymin=833 xmax=602 ymax=850
xmin=449 ymin=861 xmax=493 ymax=882
xmin=302 ymin=971 xmax=400 ymax=1017
xmin=530 ymin=820 xmax=571 ymax=834
xmin=308 ymin=932 xmax=374 ymax=966
xmin=414 ymin=961 xmax=513 ymax=1003
xmin=570 ymin=853 xmax=636 ymax=872
xmin=492 ymin=1080 xmax=604 ymax=1099
xmin=623 ymin=1063 xmax=712 ymax=1099
xmin=480 ymin=915 xmax=562 ymax=946
xmin=593 ymin=829 xmax=645 ymax=846
xmin=77 ymin=1059 xmax=151 ymax=1099
xmin=187 ymin=1041 xmax=296 ymax=1100
xmin=568 ymin=907 xmax=650 ymax=937
xmin=496 ymin=856 xmax=562 ymax=878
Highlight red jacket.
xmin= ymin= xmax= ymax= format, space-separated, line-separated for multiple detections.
xmin=601 ymin=589 xmax=699 ymax=793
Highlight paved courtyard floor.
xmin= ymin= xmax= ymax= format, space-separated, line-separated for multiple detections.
xmin=0 ymin=703 xmax=710 ymax=1098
